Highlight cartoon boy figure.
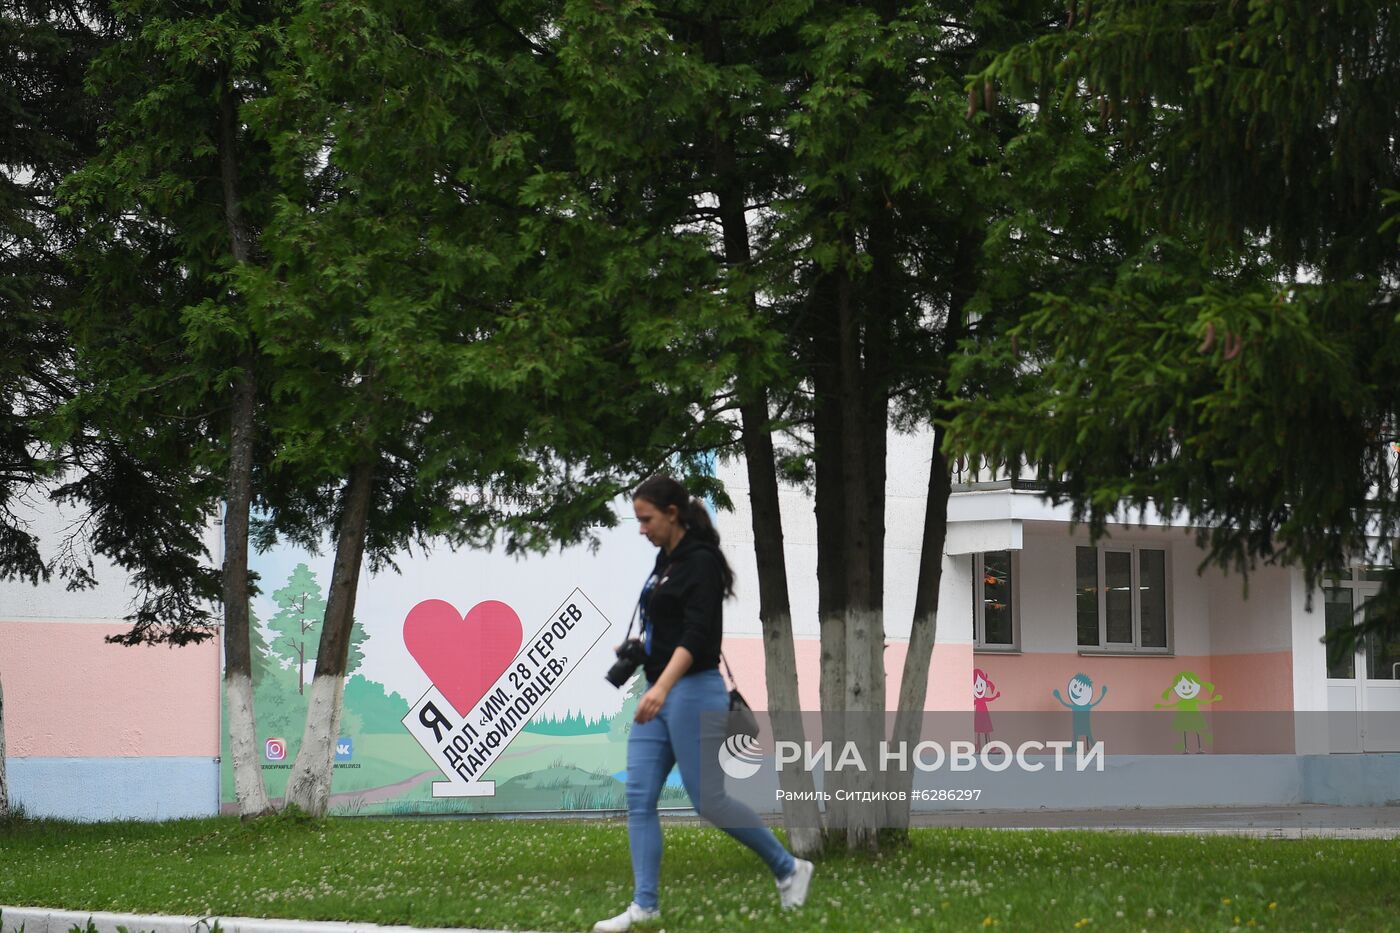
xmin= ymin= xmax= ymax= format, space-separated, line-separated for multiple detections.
xmin=1052 ymin=673 xmax=1107 ymax=750
xmin=1154 ymin=671 xmax=1222 ymax=753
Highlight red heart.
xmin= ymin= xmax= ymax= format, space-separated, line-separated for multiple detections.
xmin=403 ymin=599 xmax=524 ymax=716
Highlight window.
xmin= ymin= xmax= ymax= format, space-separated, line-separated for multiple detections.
xmin=974 ymin=551 xmax=1017 ymax=650
xmin=1075 ymin=545 xmax=1170 ymax=652
xmin=1323 ymin=586 xmax=1355 ymax=678
xmin=1322 ymin=565 xmax=1398 ymax=680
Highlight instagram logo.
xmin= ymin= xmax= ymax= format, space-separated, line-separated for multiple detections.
xmin=265 ymin=738 xmax=287 ymax=761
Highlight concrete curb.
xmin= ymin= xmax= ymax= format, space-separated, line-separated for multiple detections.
xmin=0 ymin=908 xmax=550 ymax=933
xmin=905 ymin=803 xmax=1400 ymax=834
xmin=953 ymin=825 xmax=1400 ymax=838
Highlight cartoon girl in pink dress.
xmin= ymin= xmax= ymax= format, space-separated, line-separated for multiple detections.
xmin=973 ymin=668 xmax=1001 ymax=751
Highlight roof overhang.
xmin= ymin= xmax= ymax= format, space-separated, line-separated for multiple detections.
xmin=945 ymin=485 xmax=1182 ymax=555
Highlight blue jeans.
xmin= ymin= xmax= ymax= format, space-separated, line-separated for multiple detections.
xmin=626 ymin=668 xmax=796 ymax=910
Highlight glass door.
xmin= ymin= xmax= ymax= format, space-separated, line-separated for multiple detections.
xmin=1324 ymin=586 xmax=1361 ymax=753
xmin=1359 ymin=592 xmax=1400 ymax=752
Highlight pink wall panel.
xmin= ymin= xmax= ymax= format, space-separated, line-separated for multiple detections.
xmin=722 ymin=635 xmax=973 ymax=711
xmin=884 ymin=641 xmax=974 ymax=711
xmin=1208 ymin=651 xmax=1295 ymax=710
xmin=0 ymin=620 xmax=219 ymax=757
xmin=964 ymin=650 xmax=1296 ymax=754
xmin=968 ymin=650 xmax=1293 ymax=712
xmin=722 ymin=638 xmax=1296 ymax=753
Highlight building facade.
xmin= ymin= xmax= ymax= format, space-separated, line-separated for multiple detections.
xmin=3 ymin=429 xmax=1397 ymax=819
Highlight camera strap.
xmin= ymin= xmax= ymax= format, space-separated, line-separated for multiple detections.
xmin=720 ymin=650 xmax=739 ymax=690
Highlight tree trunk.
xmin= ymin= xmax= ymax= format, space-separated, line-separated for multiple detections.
xmin=811 ymin=276 xmax=850 ymax=842
xmin=862 ymin=202 xmax=896 ymax=835
xmin=881 ymin=229 xmax=972 ymax=835
xmin=0 ymin=672 xmax=9 ymax=818
xmin=700 ymin=52 xmax=824 ymax=849
xmin=218 ymin=76 xmax=272 ymax=819
xmin=864 ymin=201 xmax=894 ymax=635
xmin=738 ymin=392 xmax=825 ymax=851
xmin=836 ymin=265 xmax=883 ymax=852
xmin=882 ymin=422 xmax=950 ymax=834
xmin=284 ymin=456 xmax=375 ymax=816
xmin=222 ymin=359 xmax=272 ymax=819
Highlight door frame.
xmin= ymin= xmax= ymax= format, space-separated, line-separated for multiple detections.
xmin=1324 ymin=572 xmax=1400 ymax=752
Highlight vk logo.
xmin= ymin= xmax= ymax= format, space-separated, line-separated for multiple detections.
xmin=335 ymin=737 xmax=353 ymax=762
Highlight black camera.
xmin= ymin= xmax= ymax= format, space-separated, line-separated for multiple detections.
xmin=606 ymin=638 xmax=647 ymax=688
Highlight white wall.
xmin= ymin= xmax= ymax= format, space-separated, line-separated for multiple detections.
xmin=714 ymin=429 xmax=968 ymax=648
xmin=711 ymin=431 xmax=1306 ymax=665
xmin=0 ymin=488 xmax=155 ymax=622
xmin=1206 ymin=560 xmax=1294 ymax=655
xmin=1012 ymin=522 xmax=1217 ymax=656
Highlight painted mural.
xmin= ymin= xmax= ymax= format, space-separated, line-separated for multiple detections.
xmin=219 ymin=520 xmax=692 ymax=815
xmin=1052 ymin=674 xmax=1109 ymax=750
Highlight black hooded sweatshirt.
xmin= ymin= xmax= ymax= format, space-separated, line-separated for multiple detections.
xmin=639 ymin=533 xmax=724 ymax=684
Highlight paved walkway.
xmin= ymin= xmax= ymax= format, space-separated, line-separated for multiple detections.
xmin=0 ymin=908 xmax=549 ymax=933
xmin=397 ymin=803 xmax=1400 ymax=837
xmin=903 ymin=803 xmax=1400 ymax=837
xmin=619 ymin=803 xmax=1400 ymax=837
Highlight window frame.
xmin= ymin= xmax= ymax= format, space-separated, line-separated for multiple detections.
xmin=973 ymin=550 xmax=1020 ymax=653
xmin=1076 ymin=543 xmax=1174 ymax=656
xmin=1321 ymin=564 xmax=1389 ymax=681
xmin=1322 ymin=582 xmax=1358 ymax=680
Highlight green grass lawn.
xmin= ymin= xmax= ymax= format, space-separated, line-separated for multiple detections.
xmin=1 ymin=815 xmax=1395 ymax=932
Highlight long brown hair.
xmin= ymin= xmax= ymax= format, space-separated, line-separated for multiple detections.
xmin=633 ymin=474 xmax=735 ymax=597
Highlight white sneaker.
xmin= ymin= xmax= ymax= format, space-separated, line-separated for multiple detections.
xmin=592 ymin=902 xmax=661 ymax=932
xmin=777 ymin=857 xmax=815 ymax=909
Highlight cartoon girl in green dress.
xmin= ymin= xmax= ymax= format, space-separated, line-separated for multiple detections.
xmin=1154 ymin=671 xmax=1222 ymax=753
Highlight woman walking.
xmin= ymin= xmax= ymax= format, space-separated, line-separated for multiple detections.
xmin=593 ymin=475 xmax=814 ymax=932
